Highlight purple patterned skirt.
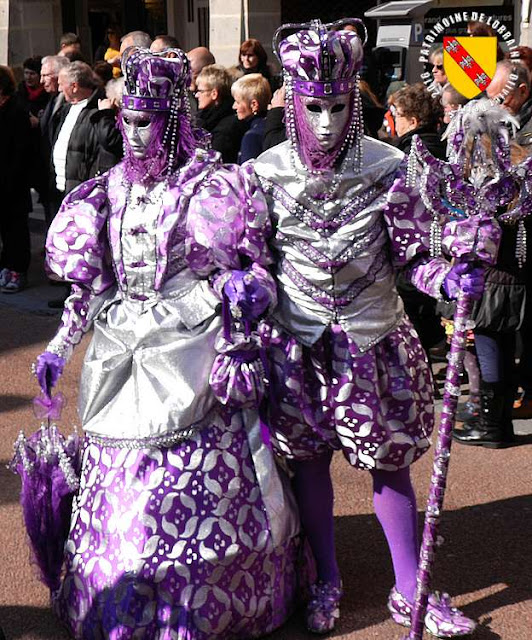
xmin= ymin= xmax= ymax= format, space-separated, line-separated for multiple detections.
xmin=54 ymin=411 xmax=301 ymax=639
xmin=268 ymin=317 xmax=434 ymax=470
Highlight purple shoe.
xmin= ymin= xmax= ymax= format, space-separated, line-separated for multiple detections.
xmin=387 ymin=587 xmax=476 ymax=638
xmin=306 ymin=581 xmax=343 ymax=634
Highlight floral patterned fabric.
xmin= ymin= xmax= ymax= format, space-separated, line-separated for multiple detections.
xmin=269 ymin=318 xmax=434 ymax=469
xmin=46 ymin=151 xmax=276 ymax=362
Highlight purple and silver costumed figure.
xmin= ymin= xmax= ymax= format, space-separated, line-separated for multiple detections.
xmin=251 ymin=19 xmax=477 ymax=636
xmin=16 ymin=47 xmax=302 ymax=639
xmin=402 ymin=99 xmax=532 ymax=639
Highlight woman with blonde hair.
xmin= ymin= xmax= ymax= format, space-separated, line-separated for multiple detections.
xmin=195 ymin=63 xmax=247 ymax=162
xmin=232 ymin=72 xmax=271 ymax=163
xmin=429 ymin=45 xmax=447 ymax=95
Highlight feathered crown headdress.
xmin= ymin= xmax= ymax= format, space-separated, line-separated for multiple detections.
xmin=409 ymin=98 xmax=532 ymax=266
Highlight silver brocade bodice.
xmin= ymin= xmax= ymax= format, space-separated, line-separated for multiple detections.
xmin=79 ymin=181 xmax=222 ymax=440
xmin=254 ymin=138 xmax=406 ymax=351
xmin=121 ymin=181 xmax=165 ymax=304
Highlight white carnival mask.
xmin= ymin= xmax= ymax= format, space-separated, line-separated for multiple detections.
xmin=299 ymin=94 xmax=351 ymax=152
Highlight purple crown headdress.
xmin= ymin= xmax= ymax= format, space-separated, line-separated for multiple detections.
xmin=121 ymin=46 xmax=190 ymax=111
xmin=119 ymin=47 xmax=205 ymax=184
xmin=273 ymin=18 xmax=366 ymax=97
xmin=272 ymin=19 xmax=368 ymax=188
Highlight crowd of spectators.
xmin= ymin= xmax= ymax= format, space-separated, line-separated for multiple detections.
xmin=1 ymin=20 xmax=532 ymax=435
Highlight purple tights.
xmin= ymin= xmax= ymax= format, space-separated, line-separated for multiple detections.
xmin=291 ymin=457 xmax=418 ymax=599
xmin=372 ymin=467 xmax=418 ymax=601
xmin=291 ymin=452 xmax=340 ymax=585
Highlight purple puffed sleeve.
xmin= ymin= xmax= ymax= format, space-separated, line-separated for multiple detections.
xmin=382 ymin=173 xmax=451 ymax=299
xmin=45 ymin=177 xmax=115 ymax=361
xmin=185 ymin=162 xmax=276 ymax=309
xmin=186 ymin=163 xmax=277 ymax=408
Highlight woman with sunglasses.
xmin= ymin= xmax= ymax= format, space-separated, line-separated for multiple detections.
xmin=429 ymin=45 xmax=448 ymax=95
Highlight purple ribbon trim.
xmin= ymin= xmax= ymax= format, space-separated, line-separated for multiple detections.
xmin=32 ymin=392 xmax=66 ymax=421
xmin=222 ymin=293 xmax=232 ymax=342
xmin=293 ymin=78 xmax=356 ymax=96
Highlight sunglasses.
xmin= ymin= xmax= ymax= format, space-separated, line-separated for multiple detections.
xmin=433 ymin=64 xmax=444 ymax=71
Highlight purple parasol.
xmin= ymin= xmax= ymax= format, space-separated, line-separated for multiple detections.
xmin=10 ymin=393 xmax=80 ymax=595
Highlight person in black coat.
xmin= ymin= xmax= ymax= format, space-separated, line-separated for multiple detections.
xmin=194 ymin=64 xmax=248 ymax=163
xmin=38 ymin=55 xmax=70 ymax=225
xmin=236 ymin=38 xmax=279 ymax=92
xmin=16 ymin=56 xmax=49 ymax=122
xmin=15 ymin=56 xmax=50 ymax=209
xmin=47 ymin=61 xmax=123 ymax=308
xmin=392 ymin=82 xmax=446 ymax=159
xmin=0 ymin=66 xmax=32 ymax=293
xmin=231 ymin=73 xmax=271 ymax=164
xmin=49 ymin=61 xmax=123 ymax=216
xmin=391 ymin=83 xmax=447 ymax=356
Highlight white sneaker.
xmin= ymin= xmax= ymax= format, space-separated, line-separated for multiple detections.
xmin=1 ymin=271 xmax=26 ymax=293
xmin=0 ymin=268 xmax=11 ymax=287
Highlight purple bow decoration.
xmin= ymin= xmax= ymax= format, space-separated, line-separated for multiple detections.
xmin=32 ymin=392 xmax=66 ymax=421
xmin=223 ymin=271 xmax=271 ymax=322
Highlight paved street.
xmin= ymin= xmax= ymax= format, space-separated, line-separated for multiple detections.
xmin=0 ymin=218 xmax=530 ymax=639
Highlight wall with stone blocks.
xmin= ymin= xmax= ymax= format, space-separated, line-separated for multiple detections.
xmin=0 ymin=0 xmax=63 ymax=68
xmin=209 ymin=0 xmax=280 ymax=70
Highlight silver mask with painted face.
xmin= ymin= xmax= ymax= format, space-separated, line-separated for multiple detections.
xmin=300 ymin=94 xmax=351 ymax=151
xmin=122 ymin=108 xmax=157 ymax=159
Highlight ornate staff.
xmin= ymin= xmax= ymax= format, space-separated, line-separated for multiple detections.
xmin=402 ymin=100 xmax=532 ymax=639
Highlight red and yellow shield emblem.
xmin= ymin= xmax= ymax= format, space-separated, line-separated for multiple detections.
xmin=443 ymin=36 xmax=497 ymax=99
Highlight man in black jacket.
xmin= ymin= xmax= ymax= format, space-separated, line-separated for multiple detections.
xmin=40 ymin=56 xmax=69 ymax=144
xmin=49 ymin=61 xmax=122 ymax=217
xmin=39 ymin=55 xmax=69 ymax=224
xmin=47 ymin=61 xmax=122 ymax=308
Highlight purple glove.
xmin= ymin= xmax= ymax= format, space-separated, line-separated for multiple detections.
xmin=223 ymin=271 xmax=271 ymax=321
xmin=442 ymin=263 xmax=485 ymax=301
xmin=35 ymin=351 xmax=65 ymax=397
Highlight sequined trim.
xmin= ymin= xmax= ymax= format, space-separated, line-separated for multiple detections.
xmin=282 ymin=248 xmax=388 ymax=310
xmin=433 ymin=264 xmax=451 ymax=302
xmin=85 ymin=425 xmax=200 ymax=449
xmin=444 ymin=381 xmax=461 ymax=397
xmin=260 ymin=176 xmax=394 ymax=236
xmin=47 ymin=341 xmax=69 ymax=359
xmin=277 ymin=218 xmax=383 ymax=272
